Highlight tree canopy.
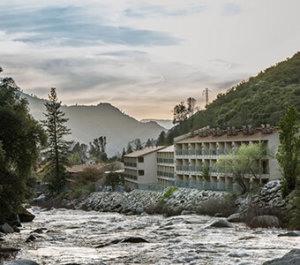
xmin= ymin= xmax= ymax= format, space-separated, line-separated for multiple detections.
xmin=0 ymin=71 xmax=46 ymax=219
xmin=217 ymin=143 xmax=272 ymax=194
xmin=162 ymin=52 xmax=300 ymax=144
xmin=276 ymin=105 xmax=300 ymax=197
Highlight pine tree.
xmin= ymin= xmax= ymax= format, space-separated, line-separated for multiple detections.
xmin=121 ymin=148 xmax=126 ymax=162
xmin=126 ymin=143 xmax=133 ymax=154
xmin=157 ymin=131 xmax=166 ymax=146
xmin=134 ymin=138 xmax=142 ymax=150
xmin=43 ymin=88 xmax=71 ymax=194
xmin=145 ymin=138 xmax=152 ymax=147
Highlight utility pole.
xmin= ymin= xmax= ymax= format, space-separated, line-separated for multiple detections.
xmin=202 ymin=88 xmax=209 ymax=106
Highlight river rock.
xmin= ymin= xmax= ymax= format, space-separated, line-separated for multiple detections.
xmin=26 ymin=234 xmax=36 ymax=243
xmin=0 ymin=223 xmax=14 ymax=234
xmin=278 ymin=231 xmax=300 ymax=237
xmin=96 ymin=237 xmax=148 ymax=248
xmin=263 ymin=249 xmax=300 ymax=265
xmin=31 ymin=228 xmax=47 ymax=234
xmin=0 ymin=247 xmax=20 ymax=259
xmin=18 ymin=208 xmax=35 ymax=223
xmin=5 ymin=260 xmax=40 ymax=265
xmin=122 ymin=237 xmax=149 ymax=243
xmin=227 ymin=213 xmax=242 ymax=222
xmin=207 ymin=219 xmax=234 ymax=228
xmin=250 ymin=215 xmax=280 ymax=228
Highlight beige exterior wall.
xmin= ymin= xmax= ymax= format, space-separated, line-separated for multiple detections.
xmin=124 ymin=151 xmax=160 ymax=186
xmin=174 ymin=128 xmax=281 ymax=185
xmin=157 ymin=147 xmax=175 ymax=186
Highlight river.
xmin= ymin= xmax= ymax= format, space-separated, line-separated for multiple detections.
xmin=4 ymin=207 xmax=299 ymax=265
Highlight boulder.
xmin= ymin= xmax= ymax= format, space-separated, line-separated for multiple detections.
xmin=5 ymin=260 xmax=40 ymax=265
xmin=26 ymin=234 xmax=36 ymax=243
xmin=278 ymin=231 xmax=300 ymax=237
xmin=227 ymin=213 xmax=242 ymax=222
xmin=122 ymin=237 xmax=149 ymax=243
xmin=17 ymin=208 xmax=35 ymax=223
xmin=250 ymin=215 xmax=280 ymax=228
xmin=0 ymin=223 xmax=14 ymax=234
xmin=207 ymin=219 xmax=234 ymax=228
xmin=96 ymin=237 xmax=148 ymax=248
xmin=263 ymin=249 xmax=300 ymax=265
xmin=31 ymin=228 xmax=47 ymax=234
xmin=0 ymin=247 xmax=20 ymax=259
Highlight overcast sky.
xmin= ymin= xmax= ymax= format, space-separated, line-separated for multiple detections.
xmin=0 ymin=0 xmax=299 ymax=119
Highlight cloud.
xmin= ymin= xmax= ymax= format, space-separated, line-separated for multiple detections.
xmin=0 ymin=6 xmax=180 ymax=47
xmin=221 ymin=3 xmax=242 ymax=16
xmin=124 ymin=3 xmax=206 ymax=18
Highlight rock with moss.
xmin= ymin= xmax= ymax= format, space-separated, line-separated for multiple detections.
xmin=17 ymin=207 xmax=35 ymax=223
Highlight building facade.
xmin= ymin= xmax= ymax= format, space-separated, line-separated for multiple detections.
xmin=157 ymin=145 xmax=175 ymax=186
xmin=123 ymin=146 xmax=165 ymax=187
xmin=174 ymin=126 xmax=280 ymax=187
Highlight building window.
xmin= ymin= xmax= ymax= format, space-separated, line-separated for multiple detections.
xmin=138 ymin=157 xmax=144 ymax=163
xmin=138 ymin=170 xmax=144 ymax=176
xmin=262 ymin=160 xmax=269 ymax=174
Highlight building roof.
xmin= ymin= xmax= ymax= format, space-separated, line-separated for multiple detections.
xmin=158 ymin=145 xmax=174 ymax=153
xmin=125 ymin=146 xmax=165 ymax=158
xmin=176 ymin=128 xmax=278 ymax=144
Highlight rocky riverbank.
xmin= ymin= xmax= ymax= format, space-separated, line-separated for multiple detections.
xmin=77 ymin=188 xmax=226 ymax=215
xmin=32 ymin=180 xmax=288 ymax=228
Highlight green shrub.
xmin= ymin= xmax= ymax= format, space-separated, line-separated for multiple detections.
xmin=160 ymin=186 xmax=178 ymax=203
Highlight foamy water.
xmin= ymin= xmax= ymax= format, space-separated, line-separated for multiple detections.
xmin=3 ymin=208 xmax=300 ymax=264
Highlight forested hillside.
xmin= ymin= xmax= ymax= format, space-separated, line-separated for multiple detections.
xmin=165 ymin=52 xmax=300 ymax=143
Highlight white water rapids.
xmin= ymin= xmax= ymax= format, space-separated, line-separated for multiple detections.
xmin=3 ymin=207 xmax=300 ymax=264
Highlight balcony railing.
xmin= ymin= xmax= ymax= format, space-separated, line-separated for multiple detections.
xmin=157 ymin=158 xmax=174 ymax=164
xmin=175 ymin=149 xmax=233 ymax=156
xmin=124 ymin=162 xmax=137 ymax=168
xmin=157 ymin=171 xmax=174 ymax=178
xmin=123 ymin=173 xmax=137 ymax=180
xmin=176 ymin=165 xmax=190 ymax=172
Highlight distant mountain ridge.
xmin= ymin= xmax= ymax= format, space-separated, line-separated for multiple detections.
xmin=140 ymin=119 xmax=173 ymax=130
xmin=19 ymin=92 xmax=166 ymax=156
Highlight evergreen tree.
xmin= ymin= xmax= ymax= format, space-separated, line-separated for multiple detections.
xmin=121 ymin=148 xmax=126 ymax=162
xmin=42 ymin=88 xmax=71 ymax=194
xmin=276 ymin=105 xmax=300 ymax=197
xmin=134 ymin=138 xmax=142 ymax=150
xmin=126 ymin=143 xmax=133 ymax=154
xmin=89 ymin=136 xmax=107 ymax=162
xmin=0 ymin=70 xmax=46 ymax=220
xmin=157 ymin=131 xmax=166 ymax=146
xmin=145 ymin=138 xmax=152 ymax=147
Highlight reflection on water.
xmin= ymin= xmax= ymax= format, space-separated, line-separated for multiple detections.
xmin=4 ymin=208 xmax=299 ymax=264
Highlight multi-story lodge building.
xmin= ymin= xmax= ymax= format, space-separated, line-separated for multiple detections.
xmin=157 ymin=145 xmax=175 ymax=186
xmin=174 ymin=126 xmax=280 ymax=187
xmin=123 ymin=146 xmax=165 ymax=187
xmin=123 ymin=126 xmax=280 ymax=190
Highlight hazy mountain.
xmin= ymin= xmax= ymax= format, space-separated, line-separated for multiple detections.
xmin=19 ymin=92 xmax=166 ymax=156
xmin=140 ymin=119 xmax=173 ymax=130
